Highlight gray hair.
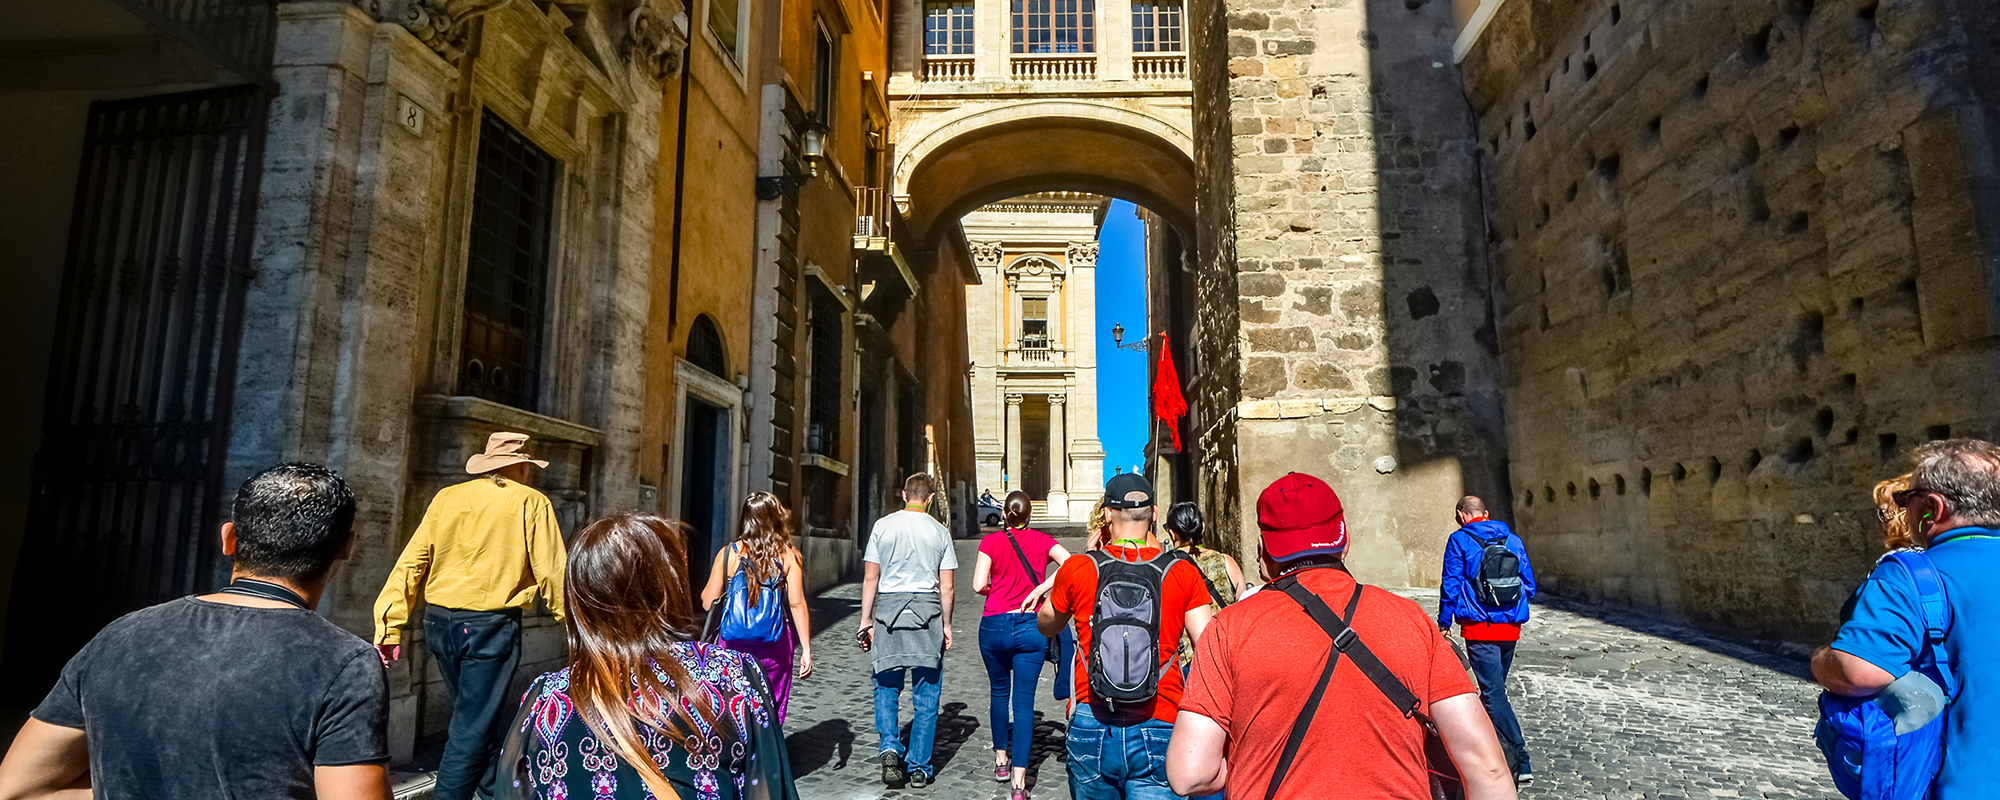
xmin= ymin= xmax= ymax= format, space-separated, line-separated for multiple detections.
xmin=1114 ymin=504 xmax=1155 ymax=525
xmin=1910 ymin=438 xmax=2000 ymax=526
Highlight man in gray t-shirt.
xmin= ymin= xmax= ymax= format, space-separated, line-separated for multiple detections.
xmin=859 ymin=472 xmax=958 ymax=789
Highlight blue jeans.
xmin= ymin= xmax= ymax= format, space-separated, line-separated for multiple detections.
xmin=875 ymin=666 xmax=943 ymax=776
xmin=1066 ymin=705 xmax=1183 ymax=800
xmin=423 ymin=606 xmax=522 ymax=800
xmin=979 ymin=613 xmax=1046 ymax=762
xmin=1467 ymin=640 xmax=1530 ymax=774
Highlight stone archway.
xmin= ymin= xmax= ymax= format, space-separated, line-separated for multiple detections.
xmin=893 ymin=100 xmax=1198 ymax=247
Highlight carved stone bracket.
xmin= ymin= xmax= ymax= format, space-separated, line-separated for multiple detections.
xmin=625 ymin=1 xmax=689 ymax=83
xmin=396 ymin=0 xmax=511 ymax=60
xmin=1067 ymin=240 xmax=1099 ymax=267
xmin=970 ymin=240 xmax=1004 ymax=267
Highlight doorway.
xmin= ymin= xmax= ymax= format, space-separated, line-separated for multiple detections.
xmin=1021 ymin=397 xmax=1050 ymax=499
xmin=679 ymin=398 xmax=730 ymax=597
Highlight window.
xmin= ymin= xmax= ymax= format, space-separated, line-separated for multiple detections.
xmin=708 ymin=0 xmax=745 ymax=64
xmin=812 ymin=24 xmax=838 ymax=121
xmin=462 ymin=113 xmax=555 ymax=411
xmin=1011 ymin=0 xmax=1094 ymax=53
xmin=1131 ymin=0 xmax=1182 ymax=52
xmin=926 ymin=1 xmax=975 ymax=55
xmin=1021 ymin=296 xmax=1049 ymax=346
xmin=687 ymin=314 xmax=727 ymax=376
xmin=807 ymin=285 xmax=844 ymax=455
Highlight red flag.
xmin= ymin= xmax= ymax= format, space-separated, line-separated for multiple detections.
xmin=1152 ymin=333 xmax=1188 ymax=451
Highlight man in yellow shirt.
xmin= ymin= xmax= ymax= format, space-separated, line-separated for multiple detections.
xmin=373 ymin=432 xmax=567 ymax=800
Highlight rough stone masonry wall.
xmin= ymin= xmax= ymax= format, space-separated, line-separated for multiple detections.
xmin=1199 ymin=0 xmax=1507 ymax=586
xmin=1461 ymin=0 xmax=2000 ymax=642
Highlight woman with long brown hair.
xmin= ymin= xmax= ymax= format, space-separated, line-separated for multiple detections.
xmin=701 ymin=491 xmax=813 ymax=722
xmin=500 ymin=513 xmax=797 ymax=800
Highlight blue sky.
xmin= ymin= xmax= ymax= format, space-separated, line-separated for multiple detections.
xmin=1095 ymin=200 xmax=1149 ymax=477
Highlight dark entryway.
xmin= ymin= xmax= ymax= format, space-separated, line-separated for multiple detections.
xmin=6 ymin=85 xmax=269 ymax=699
xmin=1021 ymin=397 xmax=1050 ymax=499
xmin=679 ymin=397 xmax=730 ymax=598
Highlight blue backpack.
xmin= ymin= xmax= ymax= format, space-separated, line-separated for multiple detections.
xmin=719 ymin=547 xmax=787 ymax=643
xmin=1815 ymin=550 xmax=1956 ymax=800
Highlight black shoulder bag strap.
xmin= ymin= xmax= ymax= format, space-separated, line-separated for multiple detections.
xmin=1264 ymin=576 xmax=1364 ymax=800
xmin=1271 ymin=576 xmax=1465 ymax=800
xmin=1004 ymin=528 xmax=1044 ymax=584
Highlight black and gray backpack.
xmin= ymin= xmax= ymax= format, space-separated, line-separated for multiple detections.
xmin=1473 ymin=533 xmax=1523 ymax=608
xmin=1086 ymin=550 xmax=1171 ymax=709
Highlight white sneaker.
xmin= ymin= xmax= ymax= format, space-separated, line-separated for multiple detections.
xmin=1515 ymin=771 xmax=1534 ymax=785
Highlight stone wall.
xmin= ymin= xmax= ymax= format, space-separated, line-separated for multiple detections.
xmin=1461 ymin=0 xmax=2000 ymax=641
xmin=1201 ymin=0 xmax=1506 ymax=586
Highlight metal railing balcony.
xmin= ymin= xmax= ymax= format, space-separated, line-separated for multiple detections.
xmin=114 ymin=0 xmax=278 ymax=87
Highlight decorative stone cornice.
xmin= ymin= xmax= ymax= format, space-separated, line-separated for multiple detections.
xmin=1067 ymin=241 xmax=1099 ymax=267
xmin=398 ymin=0 xmax=510 ymax=60
xmin=624 ymin=1 xmax=689 ymax=83
xmin=970 ymin=240 xmax=1004 ymax=267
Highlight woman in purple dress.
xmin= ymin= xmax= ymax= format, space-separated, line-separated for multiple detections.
xmin=700 ymin=492 xmax=813 ymax=722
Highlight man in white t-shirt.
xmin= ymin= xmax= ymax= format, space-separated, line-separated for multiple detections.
xmin=859 ymin=472 xmax=959 ymax=789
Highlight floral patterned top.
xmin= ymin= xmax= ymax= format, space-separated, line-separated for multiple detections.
xmin=499 ymin=642 xmax=798 ymax=800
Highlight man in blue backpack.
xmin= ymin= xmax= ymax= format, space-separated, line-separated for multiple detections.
xmin=1438 ymin=495 xmax=1537 ymax=785
xmin=1817 ymin=438 xmax=2000 ymax=799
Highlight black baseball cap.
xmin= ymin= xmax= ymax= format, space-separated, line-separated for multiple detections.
xmin=1104 ymin=473 xmax=1156 ymax=509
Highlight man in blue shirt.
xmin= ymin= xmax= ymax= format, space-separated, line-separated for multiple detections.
xmin=1438 ymin=495 xmax=1537 ymax=785
xmin=1818 ymin=438 xmax=2000 ymax=798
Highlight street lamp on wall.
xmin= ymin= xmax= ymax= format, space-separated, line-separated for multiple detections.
xmin=755 ymin=119 xmax=833 ymax=200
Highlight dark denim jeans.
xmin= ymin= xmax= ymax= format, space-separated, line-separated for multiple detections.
xmin=1065 ymin=706 xmax=1181 ymax=800
xmin=978 ymin=613 xmax=1046 ymax=762
xmin=424 ymin=606 xmax=523 ymax=800
xmin=1467 ymin=640 xmax=1531 ymax=774
xmin=875 ymin=666 xmax=943 ymax=776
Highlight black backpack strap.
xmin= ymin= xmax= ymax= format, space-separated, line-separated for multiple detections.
xmin=1265 ymin=580 xmax=1363 ymax=800
xmin=1003 ymin=528 xmax=1044 ymax=583
xmin=1278 ymin=580 xmax=1424 ymax=717
xmin=1173 ymin=549 xmax=1230 ymax=609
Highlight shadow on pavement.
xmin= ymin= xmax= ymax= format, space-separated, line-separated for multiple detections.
xmin=1530 ymin=594 xmax=1816 ymax=681
xmin=896 ymin=700 xmax=981 ymax=774
xmin=786 ymin=717 xmax=854 ymax=776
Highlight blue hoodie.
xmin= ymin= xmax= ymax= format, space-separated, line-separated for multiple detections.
xmin=1437 ymin=519 xmax=1537 ymax=629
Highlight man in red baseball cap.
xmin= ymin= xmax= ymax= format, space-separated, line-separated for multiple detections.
xmin=1166 ymin=473 xmax=1519 ymax=800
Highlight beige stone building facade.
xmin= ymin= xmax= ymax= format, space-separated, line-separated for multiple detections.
xmin=963 ymin=193 xmax=1109 ymax=522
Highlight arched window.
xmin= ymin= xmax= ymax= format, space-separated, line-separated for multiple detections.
xmin=688 ymin=314 xmax=727 ymax=377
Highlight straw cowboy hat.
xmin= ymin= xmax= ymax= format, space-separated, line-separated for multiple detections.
xmin=466 ymin=432 xmax=550 ymax=474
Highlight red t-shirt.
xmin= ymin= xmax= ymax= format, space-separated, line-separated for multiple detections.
xmin=1050 ymin=543 xmax=1213 ymax=724
xmin=977 ymin=528 xmax=1058 ymax=616
xmin=1181 ymin=568 xmax=1476 ymax=800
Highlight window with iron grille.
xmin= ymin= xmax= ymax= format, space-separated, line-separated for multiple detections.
xmin=1131 ymin=0 xmax=1182 ymax=52
xmin=926 ymin=1 xmax=975 ymax=54
xmin=461 ymin=113 xmax=555 ymax=411
xmin=1011 ymin=0 xmax=1094 ymax=53
xmin=1021 ymin=296 xmax=1049 ymax=346
xmin=806 ymin=286 xmax=844 ymax=456
xmin=687 ymin=314 xmax=727 ymax=377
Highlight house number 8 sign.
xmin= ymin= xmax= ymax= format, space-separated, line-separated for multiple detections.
xmin=397 ymin=95 xmax=425 ymax=136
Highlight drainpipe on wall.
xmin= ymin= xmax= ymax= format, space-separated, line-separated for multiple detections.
xmin=666 ymin=42 xmax=695 ymax=336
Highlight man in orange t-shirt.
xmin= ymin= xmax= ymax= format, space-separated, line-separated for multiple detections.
xmin=1165 ymin=473 xmax=1518 ymax=800
xmin=1037 ymin=473 xmax=1214 ymax=800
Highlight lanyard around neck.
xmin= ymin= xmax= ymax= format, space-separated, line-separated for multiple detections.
xmin=218 ymin=578 xmax=310 ymax=610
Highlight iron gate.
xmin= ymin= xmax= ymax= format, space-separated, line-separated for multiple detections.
xmin=7 ymin=85 xmax=267 ymax=694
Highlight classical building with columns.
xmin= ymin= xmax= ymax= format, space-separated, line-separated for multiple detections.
xmin=964 ymin=193 xmax=1108 ymax=522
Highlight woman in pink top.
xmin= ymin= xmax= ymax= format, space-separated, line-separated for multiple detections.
xmin=973 ymin=492 xmax=1074 ymax=799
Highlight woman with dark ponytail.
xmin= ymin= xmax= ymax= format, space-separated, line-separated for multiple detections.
xmin=970 ymin=491 xmax=1073 ymax=799
xmin=1164 ymin=501 xmax=1244 ymax=669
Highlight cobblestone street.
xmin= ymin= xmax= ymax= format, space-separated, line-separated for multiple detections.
xmin=781 ymin=537 xmax=1838 ymax=799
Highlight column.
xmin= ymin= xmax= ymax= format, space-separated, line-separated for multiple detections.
xmin=1005 ymin=393 xmax=1024 ymax=492
xmin=1047 ymin=394 xmax=1068 ymax=494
